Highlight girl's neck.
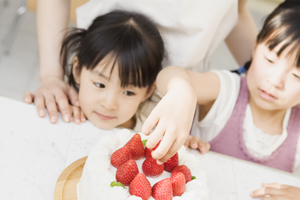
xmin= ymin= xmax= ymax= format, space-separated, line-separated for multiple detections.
xmin=249 ymin=98 xmax=286 ymax=136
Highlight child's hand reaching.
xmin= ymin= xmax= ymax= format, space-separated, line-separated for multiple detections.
xmin=184 ymin=135 xmax=210 ymax=154
xmin=142 ymin=66 xmax=197 ymax=164
xmin=251 ymin=183 xmax=300 ymax=200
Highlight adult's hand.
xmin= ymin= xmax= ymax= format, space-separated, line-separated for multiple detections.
xmin=23 ymin=76 xmax=81 ymax=123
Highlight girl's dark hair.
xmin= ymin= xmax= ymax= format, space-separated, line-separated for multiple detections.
xmin=60 ymin=10 xmax=164 ymax=91
xmin=256 ymin=0 xmax=300 ymax=67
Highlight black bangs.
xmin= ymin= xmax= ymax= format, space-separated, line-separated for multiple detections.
xmin=257 ymin=8 xmax=300 ymax=67
xmin=61 ymin=10 xmax=164 ymax=91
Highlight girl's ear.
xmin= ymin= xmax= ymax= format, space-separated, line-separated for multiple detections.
xmin=143 ymin=83 xmax=156 ymax=101
xmin=72 ymin=56 xmax=81 ymax=84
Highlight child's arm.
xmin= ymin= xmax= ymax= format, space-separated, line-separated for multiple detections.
xmin=142 ymin=66 xmax=220 ymax=163
xmin=184 ymin=135 xmax=211 ymax=154
xmin=251 ymin=183 xmax=300 ymax=200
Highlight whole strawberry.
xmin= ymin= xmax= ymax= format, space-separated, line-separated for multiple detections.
xmin=170 ymin=172 xmax=186 ymax=196
xmin=164 ymin=152 xmax=178 ymax=172
xmin=142 ymin=157 xmax=164 ymax=177
xmin=129 ymin=173 xmax=152 ymax=200
xmin=116 ymin=159 xmax=139 ymax=186
xmin=172 ymin=165 xmax=192 ymax=183
xmin=152 ymin=178 xmax=173 ymax=200
xmin=144 ymin=141 xmax=160 ymax=159
xmin=110 ymin=145 xmax=131 ymax=168
xmin=125 ymin=133 xmax=145 ymax=160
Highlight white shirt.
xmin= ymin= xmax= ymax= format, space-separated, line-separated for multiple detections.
xmin=76 ymin=0 xmax=237 ymax=72
xmin=191 ymin=70 xmax=300 ymax=174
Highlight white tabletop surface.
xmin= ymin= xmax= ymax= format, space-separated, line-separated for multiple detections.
xmin=1 ymin=96 xmax=300 ymax=200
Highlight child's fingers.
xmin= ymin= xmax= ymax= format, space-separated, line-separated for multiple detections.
xmin=251 ymin=186 xmax=284 ymax=198
xmin=146 ymin=120 xmax=165 ymax=150
xmin=142 ymin=108 xmax=160 ymax=136
xmin=23 ymin=92 xmax=34 ymax=104
xmin=152 ymin=127 xmax=176 ymax=162
xmin=262 ymin=183 xmax=287 ymax=189
xmin=158 ymin=139 xmax=180 ymax=164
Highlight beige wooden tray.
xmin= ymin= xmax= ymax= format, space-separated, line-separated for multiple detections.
xmin=54 ymin=156 xmax=87 ymax=200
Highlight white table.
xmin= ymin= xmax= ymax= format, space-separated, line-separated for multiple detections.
xmin=1 ymin=96 xmax=300 ymax=200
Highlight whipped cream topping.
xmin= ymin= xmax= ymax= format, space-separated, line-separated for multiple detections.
xmin=77 ymin=129 xmax=209 ymax=200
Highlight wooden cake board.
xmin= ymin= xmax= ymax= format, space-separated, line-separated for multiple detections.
xmin=54 ymin=156 xmax=87 ymax=200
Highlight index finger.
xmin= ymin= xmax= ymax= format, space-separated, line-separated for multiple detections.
xmin=151 ymin=126 xmax=176 ymax=161
xmin=142 ymin=108 xmax=159 ymax=136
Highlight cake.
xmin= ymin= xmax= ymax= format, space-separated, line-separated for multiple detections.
xmin=77 ymin=129 xmax=209 ymax=200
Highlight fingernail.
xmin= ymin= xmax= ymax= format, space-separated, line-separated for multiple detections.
xmin=25 ymin=98 xmax=29 ymax=103
xmin=81 ymin=117 xmax=86 ymax=122
xmin=191 ymin=144 xmax=197 ymax=149
xmin=75 ymin=100 xmax=80 ymax=106
xmin=64 ymin=115 xmax=69 ymax=122
xmin=50 ymin=116 xmax=56 ymax=123
xmin=250 ymin=192 xmax=254 ymax=197
xmin=39 ymin=110 xmax=45 ymax=116
xmin=157 ymin=160 xmax=163 ymax=165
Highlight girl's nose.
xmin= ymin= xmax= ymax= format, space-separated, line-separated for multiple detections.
xmin=101 ymin=92 xmax=118 ymax=110
xmin=267 ymin=70 xmax=285 ymax=89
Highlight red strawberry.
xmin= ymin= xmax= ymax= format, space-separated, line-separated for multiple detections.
xmin=116 ymin=159 xmax=139 ymax=186
xmin=170 ymin=172 xmax=186 ymax=196
xmin=152 ymin=178 xmax=173 ymax=200
xmin=129 ymin=173 xmax=152 ymax=200
xmin=172 ymin=165 xmax=192 ymax=183
xmin=164 ymin=152 xmax=178 ymax=172
xmin=125 ymin=133 xmax=145 ymax=160
xmin=110 ymin=145 xmax=131 ymax=168
xmin=142 ymin=157 xmax=164 ymax=177
xmin=145 ymin=141 xmax=160 ymax=159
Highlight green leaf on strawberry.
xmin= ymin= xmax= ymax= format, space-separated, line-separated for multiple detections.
xmin=110 ymin=181 xmax=125 ymax=189
xmin=192 ymin=176 xmax=196 ymax=180
xmin=142 ymin=139 xmax=147 ymax=147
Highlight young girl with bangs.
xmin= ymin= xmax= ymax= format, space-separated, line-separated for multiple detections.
xmin=145 ymin=0 xmax=300 ymax=199
xmin=27 ymin=10 xmax=164 ymax=131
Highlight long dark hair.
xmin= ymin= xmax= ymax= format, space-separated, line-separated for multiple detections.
xmin=60 ymin=10 xmax=165 ymax=91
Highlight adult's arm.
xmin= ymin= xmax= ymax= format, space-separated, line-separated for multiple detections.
xmin=225 ymin=0 xmax=257 ymax=66
xmin=24 ymin=0 xmax=82 ymax=124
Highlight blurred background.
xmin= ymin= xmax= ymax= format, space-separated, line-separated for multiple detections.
xmin=0 ymin=0 xmax=283 ymax=101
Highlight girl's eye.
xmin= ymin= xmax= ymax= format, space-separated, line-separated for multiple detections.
xmin=124 ymin=91 xmax=135 ymax=96
xmin=293 ymin=73 xmax=300 ymax=80
xmin=265 ymin=57 xmax=273 ymax=63
xmin=94 ymin=83 xmax=105 ymax=88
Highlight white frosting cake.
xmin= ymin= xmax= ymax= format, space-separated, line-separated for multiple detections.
xmin=77 ymin=129 xmax=209 ymax=200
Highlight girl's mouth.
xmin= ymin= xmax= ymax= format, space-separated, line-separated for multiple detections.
xmin=96 ymin=112 xmax=115 ymax=120
xmin=259 ymin=89 xmax=277 ymax=101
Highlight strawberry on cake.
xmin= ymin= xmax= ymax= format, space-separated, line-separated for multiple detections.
xmin=77 ymin=129 xmax=209 ymax=200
